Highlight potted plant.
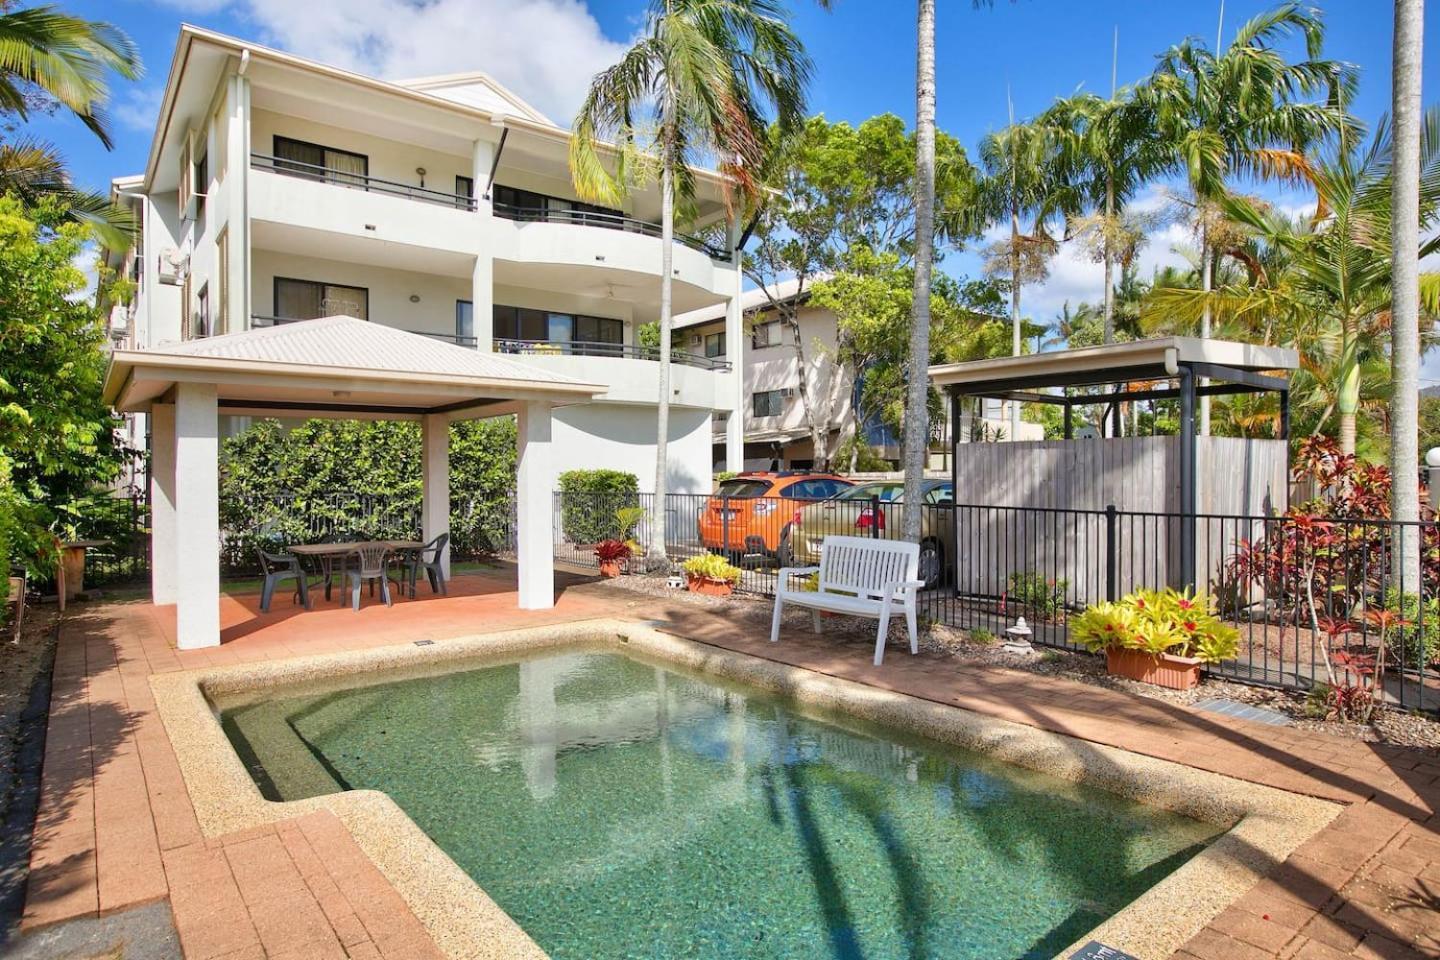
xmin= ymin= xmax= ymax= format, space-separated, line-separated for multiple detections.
xmin=682 ymin=553 xmax=742 ymax=597
xmin=1072 ymin=588 xmax=1239 ymax=690
xmin=594 ymin=539 xmax=631 ymax=578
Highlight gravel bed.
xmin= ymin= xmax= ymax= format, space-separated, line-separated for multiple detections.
xmin=592 ymin=574 xmax=1440 ymax=753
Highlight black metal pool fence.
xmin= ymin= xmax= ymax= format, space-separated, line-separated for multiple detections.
xmin=555 ymin=490 xmax=1440 ymax=713
xmin=56 ymin=489 xmax=1440 ymax=712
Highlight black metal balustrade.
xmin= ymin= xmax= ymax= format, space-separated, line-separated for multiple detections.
xmin=491 ymin=201 xmax=732 ymax=262
xmin=494 ymin=338 xmax=731 ymax=371
xmin=251 ymin=154 xmax=477 ymax=209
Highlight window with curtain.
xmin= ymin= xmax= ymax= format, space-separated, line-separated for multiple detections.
xmin=274 ymin=278 xmax=368 ymax=321
xmin=274 ymin=136 xmax=369 ymax=188
xmin=492 ymin=304 xmax=621 ymax=344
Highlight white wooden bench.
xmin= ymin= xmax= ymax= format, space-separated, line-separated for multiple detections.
xmin=770 ymin=535 xmax=925 ymax=666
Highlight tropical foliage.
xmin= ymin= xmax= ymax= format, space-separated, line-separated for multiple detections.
xmin=1072 ymin=587 xmax=1239 ymax=664
xmin=0 ymin=197 xmax=125 ymax=575
xmin=218 ymin=418 xmax=519 ymax=567
xmin=0 ymin=4 xmax=141 ymax=245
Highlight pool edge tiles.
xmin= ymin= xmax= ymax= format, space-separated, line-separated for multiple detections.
xmin=149 ymin=619 xmax=1341 ymax=960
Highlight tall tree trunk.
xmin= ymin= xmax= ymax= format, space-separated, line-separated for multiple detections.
xmin=782 ymin=300 xmax=828 ymax=470
xmin=1391 ymin=0 xmax=1424 ymax=592
xmin=648 ymin=158 xmax=674 ymax=568
xmin=1009 ymin=203 xmax=1023 ymax=438
xmin=1338 ymin=325 xmax=1360 ymax=457
xmin=1199 ymin=219 xmax=1212 ymax=436
xmin=1103 ymin=173 xmax=1116 ymax=344
xmin=902 ymin=0 xmax=936 ymax=543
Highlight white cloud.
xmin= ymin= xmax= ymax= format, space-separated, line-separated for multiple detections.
xmin=158 ymin=0 xmax=630 ymax=124
xmin=113 ymin=86 xmax=163 ymax=132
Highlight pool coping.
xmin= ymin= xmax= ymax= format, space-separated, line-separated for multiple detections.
xmin=149 ymin=618 xmax=1342 ymax=960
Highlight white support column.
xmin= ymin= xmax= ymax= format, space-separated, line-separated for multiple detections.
xmin=471 ymin=136 xmax=496 ymax=352
xmin=515 ymin=400 xmax=554 ymax=609
xmin=225 ymin=71 xmax=251 ymax=332
xmin=725 ymin=217 xmax=745 ymax=472
xmin=174 ymin=383 xmax=220 ymax=649
xmin=421 ymin=413 xmax=451 ymax=578
xmin=150 ymin=402 xmax=177 ymax=605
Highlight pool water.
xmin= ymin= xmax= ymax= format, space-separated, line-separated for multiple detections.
xmin=220 ymin=651 xmax=1220 ymax=960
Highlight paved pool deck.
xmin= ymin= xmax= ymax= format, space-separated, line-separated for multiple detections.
xmin=17 ymin=569 xmax=1440 ymax=960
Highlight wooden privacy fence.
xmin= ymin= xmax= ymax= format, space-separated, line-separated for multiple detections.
xmin=952 ymin=436 xmax=1288 ymax=604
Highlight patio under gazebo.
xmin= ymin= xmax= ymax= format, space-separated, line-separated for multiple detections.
xmin=102 ymin=316 xmax=605 ymax=650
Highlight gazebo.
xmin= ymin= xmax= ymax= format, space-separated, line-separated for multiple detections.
xmin=929 ymin=337 xmax=1299 ymax=597
xmin=103 ymin=317 xmax=604 ymax=650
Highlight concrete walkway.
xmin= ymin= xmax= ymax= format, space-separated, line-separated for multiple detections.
xmin=18 ymin=574 xmax=1440 ymax=959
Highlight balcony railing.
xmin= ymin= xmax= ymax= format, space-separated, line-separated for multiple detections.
xmin=250 ymin=315 xmax=476 ymax=348
xmin=491 ymin=201 xmax=732 ymax=262
xmin=251 ymin=154 xmax=477 ymax=210
xmin=495 ymin=338 xmax=731 ymax=371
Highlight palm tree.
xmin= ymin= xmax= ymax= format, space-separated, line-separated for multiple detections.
xmin=1042 ymin=88 xmax=1162 ymax=343
xmin=1146 ymin=109 xmax=1440 ymax=456
xmin=0 ymin=5 xmax=141 ymax=245
xmin=901 ymin=0 xmax=936 ymax=542
xmin=978 ymin=118 xmax=1072 ymax=433
xmin=1390 ymin=0 xmax=1425 ymax=586
xmin=1145 ymin=2 xmax=1355 ymax=433
xmin=571 ymin=0 xmax=811 ymax=567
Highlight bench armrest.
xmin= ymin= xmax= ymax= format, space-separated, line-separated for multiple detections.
xmin=881 ymin=579 xmax=927 ymax=602
xmin=776 ymin=566 xmax=821 ymax=593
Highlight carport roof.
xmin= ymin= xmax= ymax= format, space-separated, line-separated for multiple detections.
xmin=104 ymin=316 xmax=606 ymax=419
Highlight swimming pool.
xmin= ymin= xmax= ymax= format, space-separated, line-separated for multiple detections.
xmin=219 ymin=648 xmax=1223 ymax=960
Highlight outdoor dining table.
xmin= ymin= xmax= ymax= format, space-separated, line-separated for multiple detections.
xmin=289 ymin=540 xmax=424 ymax=605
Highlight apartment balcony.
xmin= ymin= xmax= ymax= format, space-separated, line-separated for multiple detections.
xmin=248 ymin=155 xmax=482 ymax=268
xmin=244 ymin=319 xmax=730 ymax=409
xmin=491 ymin=203 xmax=730 ymax=262
xmin=494 ymin=338 xmax=729 ymax=371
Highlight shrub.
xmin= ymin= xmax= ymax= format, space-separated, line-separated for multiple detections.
xmin=557 ymin=470 xmax=639 ymax=544
xmin=1007 ymin=571 xmax=1068 ymax=617
xmin=683 ymin=552 xmax=742 ymax=584
xmin=968 ymin=628 xmax=997 ymax=645
xmin=1072 ymin=588 xmax=1239 ymax=664
xmin=1382 ymin=589 xmax=1440 ymax=669
xmin=594 ymin=539 xmax=632 ymax=563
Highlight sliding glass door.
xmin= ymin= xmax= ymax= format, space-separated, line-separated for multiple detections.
xmin=274 ymin=278 xmax=369 ymax=321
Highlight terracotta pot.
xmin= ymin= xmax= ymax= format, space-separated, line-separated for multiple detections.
xmin=598 ymin=560 xmax=622 ymax=579
xmin=1105 ymin=647 xmax=1203 ymax=690
xmin=686 ymin=575 xmax=735 ymax=597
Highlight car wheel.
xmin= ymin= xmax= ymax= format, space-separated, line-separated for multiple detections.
xmin=777 ymin=525 xmax=795 ymax=568
xmin=918 ymin=538 xmax=943 ymax=590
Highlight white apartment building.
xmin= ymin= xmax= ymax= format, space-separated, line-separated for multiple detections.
xmin=674 ymin=279 xmax=873 ymax=470
xmin=105 ymin=26 xmax=746 ymax=495
xmin=674 ymin=279 xmax=1043 ymax=471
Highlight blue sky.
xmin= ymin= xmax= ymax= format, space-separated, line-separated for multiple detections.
xmin=28 ymin=0 xmax=1440 ymax=369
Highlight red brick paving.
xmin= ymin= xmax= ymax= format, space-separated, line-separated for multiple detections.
xmin=20 ymin=572 xmax=1440 ymax=959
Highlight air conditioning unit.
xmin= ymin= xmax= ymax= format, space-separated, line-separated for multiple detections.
xmin=689 ymin=334 xmax=701 ymax=346
xmin=157 ymin=248 xmax=188 ymax=285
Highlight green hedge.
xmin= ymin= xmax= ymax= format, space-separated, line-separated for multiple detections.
xmin=557 ymin=469 xmax=639 ymax=544
xmin=219 ymin=418 xmax=516 ymax=571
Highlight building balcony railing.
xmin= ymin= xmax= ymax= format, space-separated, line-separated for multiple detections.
xmin=494 ymin=338 xmax=731 ymax=372
xmin=250 ymin=154 xmax=478 ymax=210
xmin=491 ymin=201 xmax=732 ymax=262
xmin=250 ymin=315 xmax=477 ymax=348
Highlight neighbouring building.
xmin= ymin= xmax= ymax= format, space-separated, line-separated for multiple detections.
xmin=102 ymin=25 xmax=747 ymax=496
xmin=673 ymin=279 xmax=1039 ymax=472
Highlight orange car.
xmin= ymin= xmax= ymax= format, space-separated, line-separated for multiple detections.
xmin=698 ymin=471 xmax=853 ymax=558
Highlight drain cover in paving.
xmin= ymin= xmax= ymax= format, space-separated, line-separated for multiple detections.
xmin=1192 ymin=697 xmax=1292 ymax=726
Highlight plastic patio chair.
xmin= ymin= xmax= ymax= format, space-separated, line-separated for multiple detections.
xmin=403 ymin=533 xmax=449 ymax=598
xmin=257 ymin=549 xmax=311 ymax=613
xmin=347 ymin=543 xmax=399 ymax=610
